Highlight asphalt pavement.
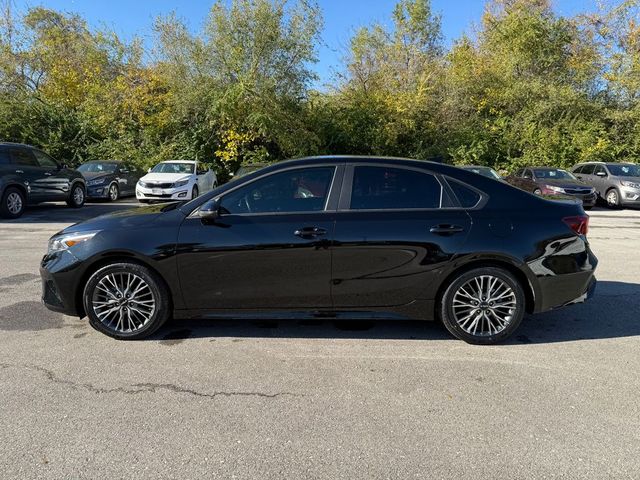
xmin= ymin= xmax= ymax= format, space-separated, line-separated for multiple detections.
xmin=1 ymin=199 xmax=639 ymax=479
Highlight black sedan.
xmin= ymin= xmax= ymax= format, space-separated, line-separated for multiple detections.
xmin=41 ymin=156 xmax=597 ymax=345
xmin=77 ymin=161 xmax=141 ymax=201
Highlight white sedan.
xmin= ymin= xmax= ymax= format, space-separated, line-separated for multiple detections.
xmin=136 ymin=160 xmax=217 ymax=203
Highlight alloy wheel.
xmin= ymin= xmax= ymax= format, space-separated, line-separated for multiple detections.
xmin=7 ymin=192 xmax=23 ymax=215
xmin=451 ymin=275 xmax=517 ymax=337
xmin=91 ymin=272 xmax=156 ymax=333
xmin=73 ymin=186 xmax=84 ymax=205
xmin=109 ymin=184 xmax=119 ymax=201
xmin=607 ymin=190 xmax=618 ymax=207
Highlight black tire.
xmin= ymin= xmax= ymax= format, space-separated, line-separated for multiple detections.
xmin=83 ymin=262 xmax=171 ymax=340
xmin=439 ymin=267 xmax=526 ymax=345
xmin=0 ymin=186 xmax=26 ymax=219
xmin=66 ymin=183 xmax=85 ymax=208
xmin=108 ymin=183 xmax=119 ymax=202
xmin=605 ymin=188 xmax=621 ymax=209
xmin=191 ymin=185 xmax=199 ymax=199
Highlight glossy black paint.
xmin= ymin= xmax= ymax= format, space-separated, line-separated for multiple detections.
xmin=41 ymin=156 xmax=598 ymax=325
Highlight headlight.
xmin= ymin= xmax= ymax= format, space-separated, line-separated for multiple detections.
xmin=87 ymin=178 xmax=106 ymax=186
xmin=138 ymin=180 xmax=148 ymax=188
xmin=545 ymin=185 xmax=565 ymax=194
xmin=172 ymin=179 xmax=189 ymax=188
xmin=621 ymin=180 xmax=640 ymax=189
xmin=48 ymin=231 xmax=99 ymax=254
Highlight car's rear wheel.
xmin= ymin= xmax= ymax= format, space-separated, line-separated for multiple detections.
xmin=440 ymin=267 xmax=525 ymax=345
xmin=1 ymin=187 xmax=26 ymax=219
xmin=191 ymin=185 xmax=199 ymax=199
xmin=66 ymin=183 xmax=85 ymax=208
xmin=83 ymin=262 xmax=171 ymax=340
xmin=606 ymin=188 xmax=620 ymax=209
xmin=108 ymin=183 xmax=119 ymax=202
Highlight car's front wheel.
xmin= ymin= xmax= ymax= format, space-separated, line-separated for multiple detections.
xmin=606 ymin=188 xmax=620 ymax=209
xmin=191 ymin=185 xmax=199 ymax=199
xmin=108 ymin=183 xmax=119 ymax=202
xmin=440 ymin=267 xmax=525 ymax=345
xmin=83 ymin=262 xmax=171 ymax=339
xmin=66 ymin=183 xmax=85 ymax=208
xmin=1 ymin=187 xmax=26 ymax=219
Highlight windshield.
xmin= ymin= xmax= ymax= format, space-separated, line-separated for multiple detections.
xmin=77 ymin=162 xmax=117 ymax=174
xmin=533 ymin=169 xmax=576 ymax=180
xmin=606 ymin=164 xmax=640 ymax=177
xmin=464 ymin=167 xmax=501 ymax=180
xmin=151 ymin=162 xmax=195 ymax=174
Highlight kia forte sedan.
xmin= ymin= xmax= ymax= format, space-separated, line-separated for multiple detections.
xmin=40 ymin=156 xmax=597 ymax=345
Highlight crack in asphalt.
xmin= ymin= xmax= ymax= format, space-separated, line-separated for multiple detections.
xmin=0 ymin=363 xmax=300 ymax=400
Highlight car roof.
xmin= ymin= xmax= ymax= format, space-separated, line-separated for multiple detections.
xmin=159 ymin=160 xmax=196 ymax=164
xmin=83 ymin=160 xmax=121 ymax=164
xmin=460 ymin=165 xmax=493 ymax=169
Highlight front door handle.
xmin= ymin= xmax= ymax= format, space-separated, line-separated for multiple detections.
xmin=15 ymin=170 xmax=23 ymax=174
xmin=430 ymin=224 xmax=465 ymax=235
xmin=44 ymin=172 xmax=52 ymax=176
xmin=294 ymin=226 xmax=327 ymax=238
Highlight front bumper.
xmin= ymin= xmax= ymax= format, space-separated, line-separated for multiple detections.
xmin=620 ymin=186 xmax=640 ymax=205
xmin=40 ymin=250 xmax=84 ymax=316
xmin=86 ymin=185 xmax=111 ymax=199
xmin=136 ymin=185 xmax=191 ymax=201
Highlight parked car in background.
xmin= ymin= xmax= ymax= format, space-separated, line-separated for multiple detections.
xmin=78 ymin=161 xmax=141 ymax=201
xmin=459 ymin=165 xmax=503 ymax=181
xmin=41 ymin=156 xmax=597 ymax=345
xmin=505 ymin=167 xmax=597 ymax=209
xmin=571 ymin=162 xmax=640 ymax=208
xmin=136 ymin=160 xmax=217 ymax=203
xmin=0 ymin=142 xmax=85 ymax=219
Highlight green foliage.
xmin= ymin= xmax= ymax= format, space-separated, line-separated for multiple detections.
xmin=0 ymin=0 xmax=639 ymax=174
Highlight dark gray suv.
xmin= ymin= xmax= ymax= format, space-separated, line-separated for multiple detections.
xmin=572 ymin=162 xmax=640 ymax=208
xmin=0 ymin=142 xmax=86 ymax=219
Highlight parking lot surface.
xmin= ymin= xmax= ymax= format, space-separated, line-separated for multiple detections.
xmin=1 ymin=201 xmax=639 ymax=479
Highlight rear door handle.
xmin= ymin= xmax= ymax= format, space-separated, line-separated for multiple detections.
xmin=430 ymin=224 xmax=465 ymax=235
xmin=44 ymin=172 xmax=52 ymax=176
xmin=294 ymin=226 xmax=327 ymax=238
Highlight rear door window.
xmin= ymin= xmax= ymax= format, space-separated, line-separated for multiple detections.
xmin=448 ymin=179 xmax=482 ymax=208
xmin=9 ymin=148 xmax=38 ymax=167
xmin=0 ymin=149 xmax=10 ymax=164
xmin=350 ymin=166 xmax=442 ymax=210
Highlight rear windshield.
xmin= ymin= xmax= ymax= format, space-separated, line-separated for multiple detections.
xmin=607 ymin=164 xmax=640 ymax=177
xmin=464 ymin=167 xmax=501 ymax=180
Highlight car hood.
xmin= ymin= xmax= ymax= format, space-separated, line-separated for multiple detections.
xmin=537 ymin=178 xmax=590 ymax=188
xmin=81 ymin=172 xmax=112 ymax=181
xmin=140 ymin=172 xmax=192 ymax=183
xmin=57 ymin=202 xmax=185 ymax=236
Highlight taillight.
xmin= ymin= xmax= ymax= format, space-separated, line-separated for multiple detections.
xmin=563 ymin=215 xmax=589 ymax=236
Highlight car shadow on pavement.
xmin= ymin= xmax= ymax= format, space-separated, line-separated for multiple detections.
xmin=150 ymin=280 xmax=640 ymax=345
xmin=2 ymin=200 xmax=139 ymax=224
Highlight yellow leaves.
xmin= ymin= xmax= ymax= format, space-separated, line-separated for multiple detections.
xmin=215 ymin=129 xmax=255 ymax=164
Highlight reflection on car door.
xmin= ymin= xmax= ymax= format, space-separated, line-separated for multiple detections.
xmin=331 ymin=164 xmax=472 ymax=308
xmin=31 ymin=149 xmax=69 ymax=200
xmin=177 ymin=165 xmax=342 ymax=310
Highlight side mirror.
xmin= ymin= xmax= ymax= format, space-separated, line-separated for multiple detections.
xmin=199 ymin=198 xmax=221 ymax=221
xmin=147 ymin=167 xmax=152 ymax=173
xmin=596 ymin=171 xmax=606 ymax=177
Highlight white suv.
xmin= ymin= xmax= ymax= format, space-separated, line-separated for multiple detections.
xmin=136 ymin=160 xmax=217 ymax=203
